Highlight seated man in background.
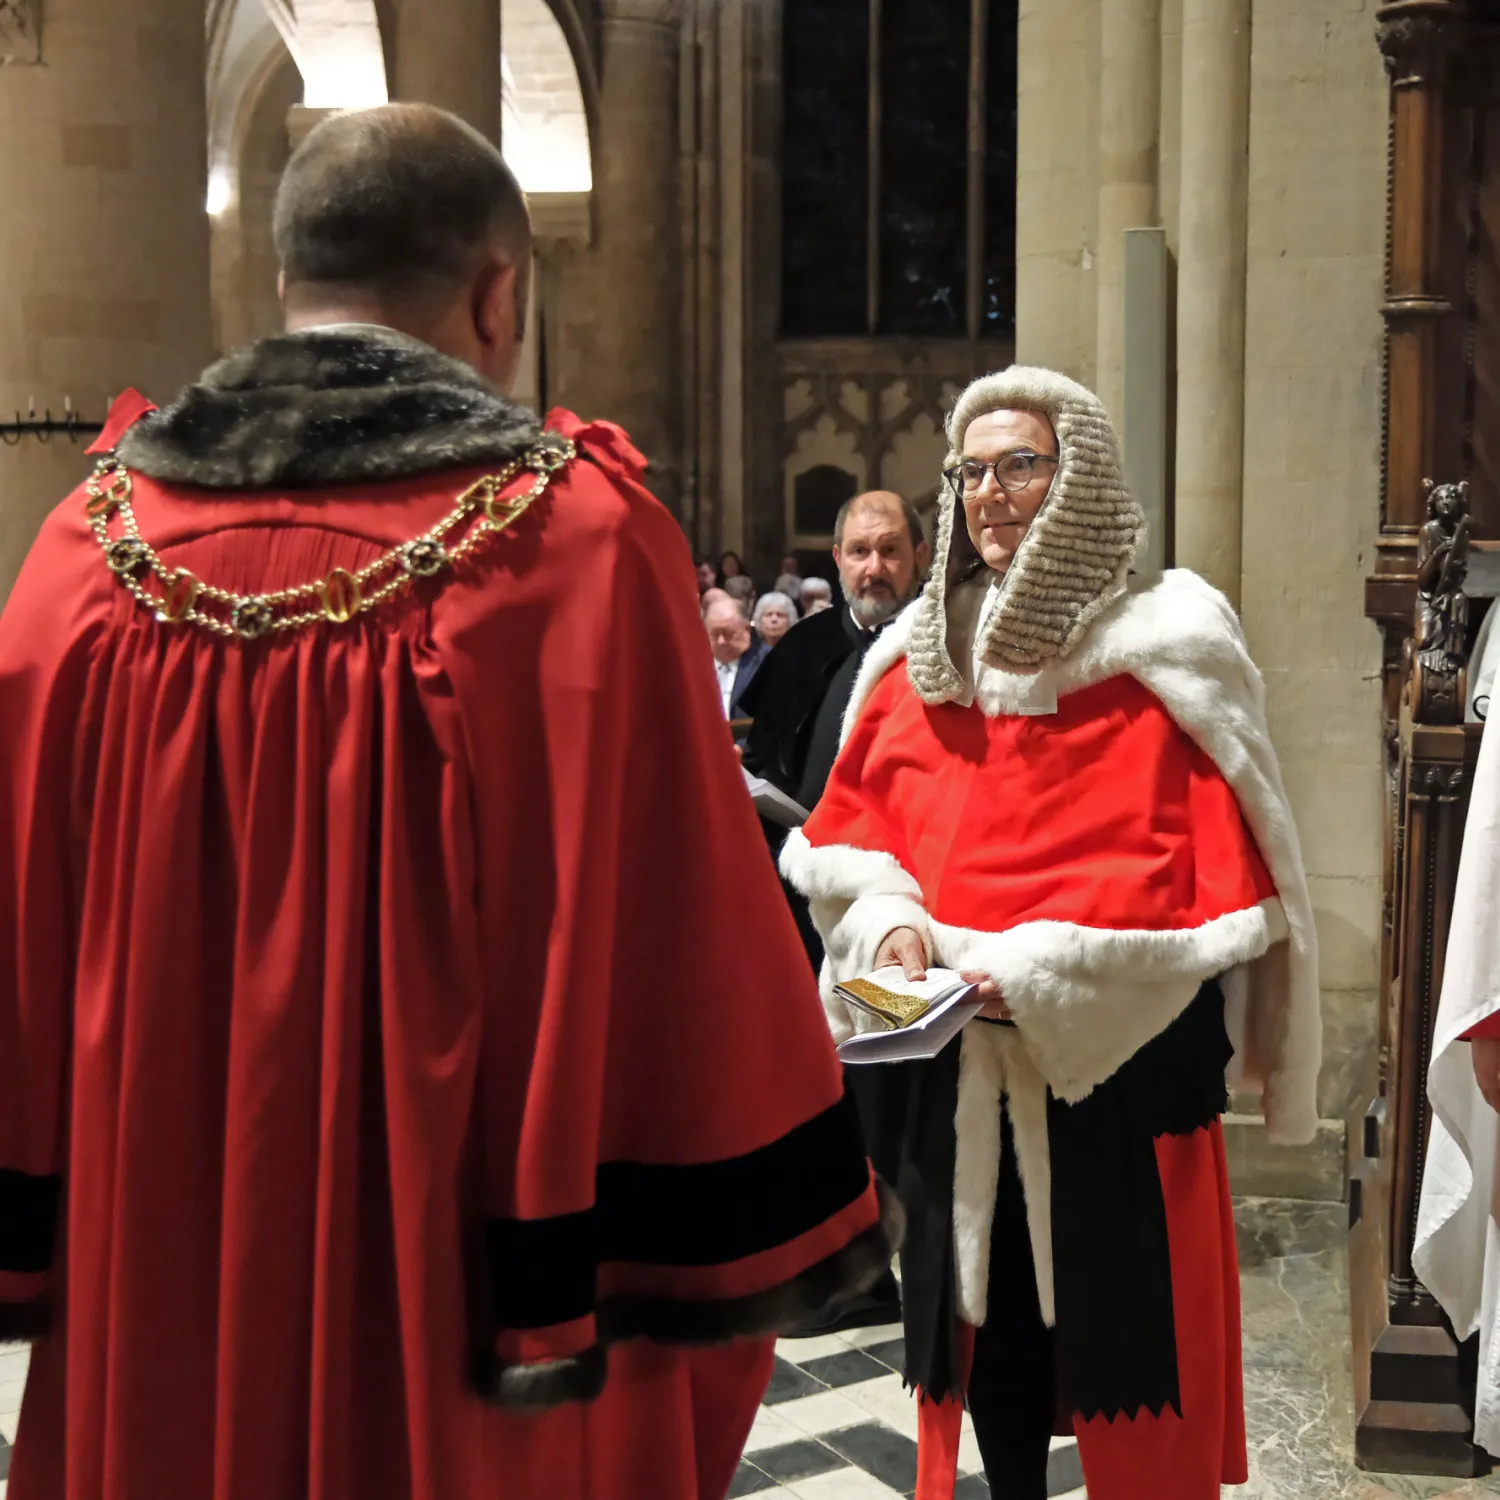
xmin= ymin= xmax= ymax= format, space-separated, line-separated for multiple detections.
xmin=0 ymin=102 xmax=897 ymax=1500
xmin=706 ymin=594 xmax=768 ymax=726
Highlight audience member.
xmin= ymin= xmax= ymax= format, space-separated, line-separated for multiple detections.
xmin=799 ymin=577 xmax=833 ymax=614
xmin=753 ymin=591 xmax=799 ymax=650
xmin=775 ymin=553 xmax=804 ymax=605
xmin=705 ymin=596 xmax=768 ymax=725
xmin=700 ymin=585 xmax=732 ymax=618
xmin=724 ymin=574 xmax=756 ymax=618
xmin=718 ymin=550 xmax=749 ymax=588
xmin=695 ymin=559 xmax=718 ymax=596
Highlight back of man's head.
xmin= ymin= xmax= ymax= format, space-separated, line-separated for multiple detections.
xmin=273 ymin=104 xmax=532 ymax=382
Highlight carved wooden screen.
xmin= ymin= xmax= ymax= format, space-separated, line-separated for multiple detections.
xmin=1352 ymin=1 xmax=1500 ymax=1476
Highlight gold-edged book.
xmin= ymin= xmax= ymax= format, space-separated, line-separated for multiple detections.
xmin=832 ymin=967 xmax=983 ymax=1065
xmin=835 ymin=977 xmax=938 ymax=1031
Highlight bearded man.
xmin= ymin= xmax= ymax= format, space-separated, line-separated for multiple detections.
xmin=0 ymin=104 xmax=897 ymax=1500
xmin=781 ymin=368 xmax=1320 ymax=1500
xmin=740 ymin=489 xmax=928 ymax=1335
xmin=741 ymin=490 xmax=929 ymax=818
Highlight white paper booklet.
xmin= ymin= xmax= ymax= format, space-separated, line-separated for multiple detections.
xmin=833 ymin=966 xmax=982 ymax=1065
xmin=742 ymin=769 xmax=810 ymax=828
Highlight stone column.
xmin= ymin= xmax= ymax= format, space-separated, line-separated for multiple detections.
xmin=544 ymin=0 xmax=683 ymax=515
xmin=1015 ymin=0 xmax=1101 ymax=383
xmin=1173 ymin=0 xmax=1251 ymax=605
xmin=1095 ymin=0 xmax=1161 ymax=424
xmin=0 ymin=0 xmax=212 ymax=598
xmin=391 ymin=0 xmax=502 ymax=141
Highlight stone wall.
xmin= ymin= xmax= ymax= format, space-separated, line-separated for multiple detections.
xmin=211 ymin=51 xmax=301 ymax=356
xmin=0 ymin=0 xmax=212 ymax=598
xmin=1015 ymin=0 xmax=1101 ymax=385
xmin=1016 ymin=0 xmax=1389 ymax=1182
xmin=1238 ymin=0 xmax=1388 ymax=1131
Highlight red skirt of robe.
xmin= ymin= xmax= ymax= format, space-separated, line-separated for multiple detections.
xmin=916 ymin=1124 xmax=1247 ymax=1500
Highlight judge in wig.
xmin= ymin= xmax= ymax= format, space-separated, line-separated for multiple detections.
xmin=781 ymin=367 xmax=1321 ymax=1500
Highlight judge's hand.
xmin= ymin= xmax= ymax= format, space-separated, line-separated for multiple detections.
xmin=959 ymin=969 xmax=1013 ymax=1022
xmin=874 ymin=927 xmax=927 ymax=982
xmin=1473 ymin=1037 xmax=1500 ymax=1114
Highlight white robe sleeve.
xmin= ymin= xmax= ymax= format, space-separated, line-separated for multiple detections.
xmin=1414 ymin=713 xmax=1500 ymax=1453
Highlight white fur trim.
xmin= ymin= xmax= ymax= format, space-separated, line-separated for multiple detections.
xmin=953 ymin=1026 xmax=1005 ymax=1324
xmin=950 ymin=1024 xmax=1055 ymax=1328
xmin=820 ymin=568 xmax=1322 ymax=1146
xmin=1004 ymin=1044 xmax=1055 ymax=1326
xmin=779 ymin=826 xmax=923 ymax=905
xmin=930 ymin=901 xmax=1286 ymax=1103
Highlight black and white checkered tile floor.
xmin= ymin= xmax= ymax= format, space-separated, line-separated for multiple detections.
xmin=732 ymin=1321 xmax=1085 ymax=1499
xmin=0 ymin=1331 xmax=1087 ymax=1500
xmin=0 ymin=1342 xmax=21 ymax=1496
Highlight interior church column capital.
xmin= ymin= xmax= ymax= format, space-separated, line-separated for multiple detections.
xmin=600 ymin=0 xmax=684 ymax=32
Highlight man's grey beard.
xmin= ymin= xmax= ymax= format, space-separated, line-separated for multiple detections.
xmin=842 ymin=576 xmax=919 ymax=629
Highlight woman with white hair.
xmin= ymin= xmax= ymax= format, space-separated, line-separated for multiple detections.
xmin=781 ymin=366 xmax=1320 ymax=1500
xmin=797 ymin=576 xmax=833 ymax=614
xmin=752 ymin=590 xmax=798 ymax=649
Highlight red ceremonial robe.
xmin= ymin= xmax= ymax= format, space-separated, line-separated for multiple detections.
xmin=0 ymin=346 xmax=894 ymax=1500
xmin=781 ymin=572 xmax=1318 ymax=1500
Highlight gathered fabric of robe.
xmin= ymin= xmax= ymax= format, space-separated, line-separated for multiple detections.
xmin=0 ymin=327 xmax=896 ymax=1500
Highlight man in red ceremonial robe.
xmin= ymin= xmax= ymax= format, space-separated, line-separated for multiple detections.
xmin=0 ymin=105 xmax=898 ymax=1500
xmin=780 ymin=367 xmax=1321 ymax=1500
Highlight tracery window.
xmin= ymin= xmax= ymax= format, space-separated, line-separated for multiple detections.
xmin=781 ymin=0 xmax=1018 ymax=341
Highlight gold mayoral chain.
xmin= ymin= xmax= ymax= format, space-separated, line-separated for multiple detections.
xmin=83 ymin=434 xmax=577 ymax=641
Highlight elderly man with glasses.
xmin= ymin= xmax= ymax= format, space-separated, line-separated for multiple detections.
xmin=781 ymin=367 xmax=1320 ymax=1500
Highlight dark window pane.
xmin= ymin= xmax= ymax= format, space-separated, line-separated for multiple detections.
xmin=795 ymin=465 xmax=860 ymax=536
xmin=878 ymin=0 xmax=969 ymax=336
xmin=782 ymin=0 xmax=870 ymax=337
xmin=984 ymin=0 xmax=1019 ymax=337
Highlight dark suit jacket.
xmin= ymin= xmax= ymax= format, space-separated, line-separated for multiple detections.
xmin=738 ymin=607 xmax=858 ymax=796
xmin=728 ymin=635 xmax=769 ymax=724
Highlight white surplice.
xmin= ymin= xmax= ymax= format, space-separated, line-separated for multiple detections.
xmin=1414 ymin=710 xmax=1500 ymax=1455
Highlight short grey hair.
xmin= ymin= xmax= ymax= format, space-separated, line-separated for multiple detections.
xmin=274 ymin=103 xmax=532 ymax=311
xmin=834 ymin=491 xmax=925 ymax=550
xmin=753 ymin=591 xmax=800 ymax=629
xmin=798 ymin=577 xmax=833 ymax=604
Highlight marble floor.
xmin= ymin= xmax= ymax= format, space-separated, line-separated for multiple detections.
xmin=3 ymin=1229 xmax=1499 ymax=1500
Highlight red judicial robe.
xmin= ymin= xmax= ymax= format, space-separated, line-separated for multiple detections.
xmin=781 ymin=572 xmax=1321 ymax=1500
xmin=0 ymin=341 xmax=894 ymax=1500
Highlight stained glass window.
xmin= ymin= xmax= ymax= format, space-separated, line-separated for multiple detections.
xmin=780 ymin=0 xmax=1019 ymax=341
xmin=879 ymin=0 xmax=970 ymax=336
xmin=781 ymin=0 xmax=870 ymax=337
xmin=984 ymin=0 xmax=1020 ymax=337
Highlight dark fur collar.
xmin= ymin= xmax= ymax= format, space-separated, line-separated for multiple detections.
xmin=117 ymin=325 xmax=541 ymax=490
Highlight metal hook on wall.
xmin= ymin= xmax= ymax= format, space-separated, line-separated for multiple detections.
xmin=0 ymin=395 xmax=105 ymax=446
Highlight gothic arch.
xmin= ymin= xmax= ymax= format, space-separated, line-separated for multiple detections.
xmin=504 ymin=0 xmax=594 ymax=193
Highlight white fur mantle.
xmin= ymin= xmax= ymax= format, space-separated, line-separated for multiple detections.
xmin=779 ymin=568 xmax=1322 ymax=1326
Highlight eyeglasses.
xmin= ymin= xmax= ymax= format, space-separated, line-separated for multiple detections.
xmin=944 ymin=452 xmax=1061 ymax=496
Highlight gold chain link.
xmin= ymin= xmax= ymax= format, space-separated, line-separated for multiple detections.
xmin=84 ymin=435 xmax=576 ymax=640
